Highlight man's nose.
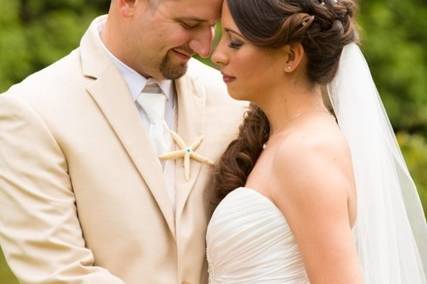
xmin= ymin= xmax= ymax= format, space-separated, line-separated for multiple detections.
xmin=189 ymin=26 xmax=215 ymax=58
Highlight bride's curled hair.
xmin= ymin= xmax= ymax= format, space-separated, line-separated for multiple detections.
xmin=213 ymin=0 xmax=358 ymax=205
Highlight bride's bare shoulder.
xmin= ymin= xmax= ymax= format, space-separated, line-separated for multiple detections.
xmin=277 ymin=116 xmax=349 ymax=161
xmin=271 ymin=117 xmax=354 ymax=198
xmin=268 ymin=116 xmax=357 ymax=233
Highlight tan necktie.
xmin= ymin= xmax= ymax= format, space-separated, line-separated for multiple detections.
xmin=136 ymin=82 xmax=171 ymax=156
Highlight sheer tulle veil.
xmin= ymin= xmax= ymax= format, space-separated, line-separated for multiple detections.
xmin=327 ymin=43 xmax=427 ymax=283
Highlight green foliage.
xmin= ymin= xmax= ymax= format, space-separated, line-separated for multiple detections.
xmin=358 ymin=0 xmax=427 ymax=135
xmin=0 ymin=250 xmax=17 ymax=284
xmin=0 ymin=1 xmax=31 ymax=91
xmin=398 ymin=133 xmax=427 ymax=216
xmin=0 ymin=0 xmax=109 ymax=91
xmin=0 ymin=0 xmax=426 ymax=282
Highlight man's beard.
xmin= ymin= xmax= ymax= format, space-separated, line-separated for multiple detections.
xmin=159 ymin=51 xmax=188 ymax=80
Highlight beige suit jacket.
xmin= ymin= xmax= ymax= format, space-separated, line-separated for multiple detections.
xmin=0 ymin=17 xmax=246 ymax=284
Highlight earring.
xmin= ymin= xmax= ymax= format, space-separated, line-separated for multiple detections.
xmin=286 ymin=65 xmax=292 ymax=72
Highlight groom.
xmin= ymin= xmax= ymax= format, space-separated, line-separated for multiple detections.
xmin=0 ymin=0 xmax=245 ymax=283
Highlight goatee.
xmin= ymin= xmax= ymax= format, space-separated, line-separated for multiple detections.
xmin=160 ymin=52 xmax=188 ymax=80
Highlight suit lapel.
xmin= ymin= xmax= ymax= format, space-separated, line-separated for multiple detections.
xmin=81 ymin=18 xmax=175 ymax=238
xmin=174 ymin=73 xmax=206 ymax=217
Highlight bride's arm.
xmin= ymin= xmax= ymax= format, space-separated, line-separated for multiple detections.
xmin=271 ymin=131 xmax=363 ymax=284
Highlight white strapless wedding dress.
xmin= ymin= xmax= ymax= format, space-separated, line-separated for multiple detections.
xmin=206 ymin=187 xmax=310 ymax=283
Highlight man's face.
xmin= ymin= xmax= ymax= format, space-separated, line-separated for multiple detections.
xmin=124 ymin=0 xmax=221 ymax=80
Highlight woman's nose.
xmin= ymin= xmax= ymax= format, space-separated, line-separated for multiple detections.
xmin=211 ymin=43 xmax=228 ymax=67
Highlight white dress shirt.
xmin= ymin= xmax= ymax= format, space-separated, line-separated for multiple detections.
xmin=95 ymin=19 xmax=177 ymax=211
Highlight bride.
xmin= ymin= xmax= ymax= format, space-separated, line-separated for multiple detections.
xmin=206 ymin=0 xmax=427 ymax=283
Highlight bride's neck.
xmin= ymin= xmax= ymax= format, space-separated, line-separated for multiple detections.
xmin=257 ymin=82 xmax=327 ymax=137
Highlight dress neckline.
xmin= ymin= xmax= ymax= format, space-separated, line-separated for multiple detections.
xmin=234 ymin=187 xmax=281 ymax=211
xmin=235 ymin=187 xmax=357 ymax=232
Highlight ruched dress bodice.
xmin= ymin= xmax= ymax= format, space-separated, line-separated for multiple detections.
xmin=206 ymin=187 xmax=309 ymax=283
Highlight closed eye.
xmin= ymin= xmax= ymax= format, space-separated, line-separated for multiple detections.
xmin=180 ymin=21 xmax=201 ymax=30
xmin=228 ymin=39 xmax=243 ymax=49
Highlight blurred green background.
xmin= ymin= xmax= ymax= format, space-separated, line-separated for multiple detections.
xmin=0 ymin=0 xmax=426 ymax=282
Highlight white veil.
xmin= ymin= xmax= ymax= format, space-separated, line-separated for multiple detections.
xmin=327 ymin=43 xmax=427 ymax=283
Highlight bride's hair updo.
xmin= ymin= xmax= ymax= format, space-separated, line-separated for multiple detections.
xmin=213 ymin=0 xmax=358 ymax=204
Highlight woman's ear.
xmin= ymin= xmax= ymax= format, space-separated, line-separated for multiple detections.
xmin=117 ymin=0 xmax=138 ymax=17
xmin=283 ymin=42 xmax=304 ymax=73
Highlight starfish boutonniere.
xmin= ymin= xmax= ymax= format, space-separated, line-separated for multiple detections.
xmin=159 ymin=129 xmax=214 ymax=181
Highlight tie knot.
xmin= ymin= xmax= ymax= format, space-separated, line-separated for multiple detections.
xmin=137 ymin=83 xmax=166 ymax=125
xmin=142 ymin=81 xmax=162 ymax=94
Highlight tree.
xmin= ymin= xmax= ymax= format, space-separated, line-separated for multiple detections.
xmin=0 ymin=0 xmax=109 ymax=91
xmin=358 ymin=0 xmax=427 ymax=136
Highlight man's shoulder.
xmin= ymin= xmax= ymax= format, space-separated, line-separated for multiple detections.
xmin=186 ymin=58 xmax=221 ymax=80
xmin=186 ymin=58 xmax=224 ymax=90
xmin=2 ymin=49 xmax=82 ymax=99
xmin=0 ymin=48 xmax=88 ymax=124
xmin=186 ymin=59 xmax=233 ymax=102
xmin=186 ymin=59 xmax=248 ymax=120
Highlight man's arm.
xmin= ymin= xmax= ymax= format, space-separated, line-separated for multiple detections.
xmin=0 ymin=94 xmax=124 ymax=284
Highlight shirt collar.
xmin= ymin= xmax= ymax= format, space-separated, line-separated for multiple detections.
xmin=95 ymin=19 xmax=174 ymax=102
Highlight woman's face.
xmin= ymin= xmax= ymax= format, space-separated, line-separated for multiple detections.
xmin=211 ymin=2 xmax=283 ymax=102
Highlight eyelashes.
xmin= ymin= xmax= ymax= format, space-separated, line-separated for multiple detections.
xmin=228 ymin=40 xmax=243 ymax=49
xmin=180 ymin=22 xmax=199 ymax=29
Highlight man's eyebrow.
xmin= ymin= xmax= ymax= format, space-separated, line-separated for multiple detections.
xmin=178 ymin=17 xmax=216 ymax=25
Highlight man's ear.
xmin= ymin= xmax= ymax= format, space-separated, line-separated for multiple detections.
xmin=282 ymin=42 xmax=304 ymax=73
